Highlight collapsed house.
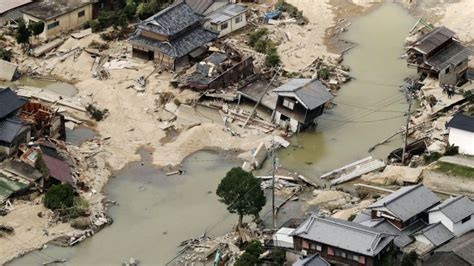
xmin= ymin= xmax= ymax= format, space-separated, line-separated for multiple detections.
xmin=129 ymin=1 xmax=218 ymax=70
xmin=0 ymin=0 xmax=32 ymax=26
xmin=22 ymin=0 xmax=94 ymax=40
xmin=406 ymin=27 xmax=470 ymax=86
xmin=185 ymin=51 xmax=254 ymax=90
xmin=273 ymin=79 xmax=333 ymax=133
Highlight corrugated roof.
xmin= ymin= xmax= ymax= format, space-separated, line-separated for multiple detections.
xmin=293 ymin=215 xmax=394 ymax=256
xmin=129 ymin=26 xmax=217 ymax=58
xmin=367 ymin=184 xmax=440 ymax=222
xmin=413 ymin=222 xmax=454 ymax=247
xmin=0 ymin=117 xmax=27 ymax=143
xmin=207 ymin=4 xmax=247 ymax=24
xmin=446 ymin=112 xmax=474 ymax=133
xmin=425 ymin=42 xmax=470 ymax=71
xmin=0 ymin=88 xmax=26 ymax=119
xmin=293 ymin=254 xmax=330 ymax=266
xmin=42 ymin=154 xmax=73 ymax=184
xmin=0 ymin=174 xmax=29 ymax=203
xmin=0 ymin=60 xmax=18 ymax=82
xmin=185 ymin=0 xmax=214 ymax=15
xmin=0 ymin=0 xmax=32 ymax=14
xmin=413 ymin=27 xmax=456 ymax=55
xmin=274 ymin=79 xmax=333 ymax=110
xmin=138 ymin=1 xmax=202 ymax=38
xmin=435 ymin=231 xmax=474 ymax=265
xmin=429 ymin=196 xmax=474 ymax=223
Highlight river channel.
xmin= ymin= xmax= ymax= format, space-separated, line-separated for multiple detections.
xmin=10 ymin=1 xmax=416 ymax=265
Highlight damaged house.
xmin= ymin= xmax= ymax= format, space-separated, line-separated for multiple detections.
xmin=273 ymin=79 xmax=333 ymax=133
xmin=0 ymin=88 xmax=30 ymax=156
xmin=406 ymin=27 xmax=470 ymax=86
xmin=129 ymin=1 xmax=218 ymax=70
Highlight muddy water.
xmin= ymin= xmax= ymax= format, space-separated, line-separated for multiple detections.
xmin=0 ymin=76 xmax=78 ymax=97
xmin=66 ymin=126 xmax=98 ymax=146
xmin=278 ymin=2 xmax=416 ymax=178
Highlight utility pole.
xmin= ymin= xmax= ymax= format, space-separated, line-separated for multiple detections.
xmin=402 ymin=93 xmax=413 ymax=165
xmin=271 ymin=135 xmax=276 ymax=230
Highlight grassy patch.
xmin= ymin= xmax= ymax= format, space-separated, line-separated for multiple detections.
xmin=435 ymin=161 xmax=474 ymax=178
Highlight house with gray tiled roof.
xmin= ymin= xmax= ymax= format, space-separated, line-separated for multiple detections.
xmin=0 ymin=88 xmax=30 ymax=156
xmin=412 ymin=222 xmax=454 ymax=254
xmin=428 ymin=195 xmax=474 ymax=236
xmin=423 ymin=231 xmax=474 ymax=266
xmin=366 ymin=184 xmax=440 ymax=229
xmin=129 ymin=1 xmax=218 ymax=70
xmin=292 ymin=215 xmax=395 ymax=266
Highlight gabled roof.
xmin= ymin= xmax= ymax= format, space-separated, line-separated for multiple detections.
xmin=433 ymin=231 xmax=474 ymax=265
xmin=372 ymin=219 xmax=427 ymax=248
xmin=429 ymin=196 xmax=474 ymax=223
xmin=412 ymin=27 xmax=456 ymax=55
xmin=0 ymin=88 xmax=26 ymax=120
xmin=293 ymin=254 xmax=330 ymax=266
xmin=0 ymin=0 xmax=32 ymax=14
xmin=274 ymin=79 xmax=333 ymax=110
xmin=413 ymin=222 xmax=454 ymax=247
xmin=0 ymin=117 xmax=28 ymax=143
xmin=367 ymin=184 xmax=440 ymax=222
xmin=446 ymin=112 xmax=474 ymax=133
xmin=292 ymin=215 xmax=394 ymax=256
xmin=425 ymin=42 xmax=470 ymax=71
xmin=22 ymin=0 xmax=93 ymax=21
xmin=207 ymin=4 xmax=247 ymax=24
xmin=138 ymin=1 xmax=202 ymax=37
xmin=185 ymin=0 xmax=214 ymax=15
xmin=129 ymin=26 xmax=217 ymax=58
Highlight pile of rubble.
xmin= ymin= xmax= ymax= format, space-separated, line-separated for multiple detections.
xmin=300 ymin=56 xmax=351 ymax=91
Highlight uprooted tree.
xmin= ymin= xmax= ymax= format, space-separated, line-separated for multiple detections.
xmin=216 ymin=167 xmax=266 ymax=228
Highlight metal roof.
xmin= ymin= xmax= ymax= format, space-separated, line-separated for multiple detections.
xmin=293 ymin=254 xmax=330 ymax=266
xmin=0 ymin=88 xmax=26 ymax=120
xmin=0 ymin=174 xmax=28 ymax=203
xmin=412 ymin=27 xmax=456 ymax=55
xmin=292 ymin=215 xmax=394 ymax=256
xmin=413 ymin=222 xmax=454 ymax=247
xmin=429 ymin=196 xmax=474 ymax=223
xmin=207 ymin=3 xmax=247 ymax=24
xmin=274 ymin=79 xmax=333 ymax=110
xmin=367 ymin=184 xmax=440 ymax=222
xmin=43 ymin=154 xmax=73 ymax=184
xmin=0 ymin=0 xmax=32 ymax=14
xmin=0 ymin=118 xmax=27 ymax=143
xmin=446 ymin=112 xmax=474 ymax=133
xmin=425 ymin=42 xmax=470 ymax=71
xmin=129 ymin=26 xmax=217 ymax=58
xmin=138 ymin=1 xmax=202 ymax=38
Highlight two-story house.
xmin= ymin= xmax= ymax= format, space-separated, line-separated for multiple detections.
xmin=129 ymin=1 xmax=218 ymax=70
xmin=292 ymin=215 xmax=395 ymax=266
xmin=428 ymin=195 xmax=474 ymax=237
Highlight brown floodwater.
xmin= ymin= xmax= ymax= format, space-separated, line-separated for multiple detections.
xmin=8 ymin=2 xmax=417 ymax=265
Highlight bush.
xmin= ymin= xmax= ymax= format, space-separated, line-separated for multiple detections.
xmin=44 ymin=184 xmax=75 ymax=210
xmin=16 ymin=20 xmax=31 ymax=45
xmin=248 ymin=28 xmax=268 ymax=47
xmin=28 ymin=21 xmax=44 ymax=38
xmin=444 ymin=144 xmax=459 ymax=156
xmin=86 ymin=104 xmax=108 ymax=121
xmin=464 ymin=90 xmax=474 ymax=103
xmin=265 ymin=48 xmax=281 ymax=67
xmin=423 ymin=152 xmax=441 ymax=164
xmin=318 ymin=67 xmax=330 ymax=80
xmin=277 ymin=0 xmax=308 ymax=25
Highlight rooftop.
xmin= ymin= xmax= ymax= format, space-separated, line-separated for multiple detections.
xmin=446 ymin=112 xmax=474 ymax=133
xmin=425 ymin=41 xmax=470 ymax=71
xmin=274 ymin=79 xmax=333 ymax=110
xmin=429 ymin=196 xmax=474 ymax=223
xmin=412 ymin=27 xmax=456 ymax=55
xmin=433 ymin=231 xmax=474 ymax=265
xmin=43 ymin=154 xmax=73 ymax=184
xmin=22 ymin=0 xmax=92 ymax=21
xmin=0 ymin=0 xmax=32 ymax=14
xmin=207 ymin=4 xmax=247 ymax=24
xmin=0 ymin=88 xmax=26 ymax=120
xmin=372 ymin=219 xmax=427 ymax=248
xmin=293 ymin=254 xmax=330 ymax=266
xmin=413 ymin=222 xmax=454 ymax=247
xmin=292 ymin=215 xmax=394 ymax=256
xmin=138 ymin=1 xmax=202 ymax=38
xmin=0 ymin=118 xmax=28 ymax=143
xmin=184 ymin=0 xmax=214 ymax=15
xmin=367 ymin=184 xmax=440 ymax=222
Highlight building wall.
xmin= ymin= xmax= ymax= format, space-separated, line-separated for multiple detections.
xmin=205 ymin=12 xmax=247 ymax=37
xmin=452 ymin=214 xmax=474 ymax=236
xmin=0 ymin=125 xmax=31 ymax=155
xmin=429 ymin=211 xmax=455 ymax=232
xmin=438 ymin=59 xmax=468 ymax=86
xmin=23 ymin=4 xmax=93 ymax=39
xmin=448 ymin=128 xmax=474 ymax=155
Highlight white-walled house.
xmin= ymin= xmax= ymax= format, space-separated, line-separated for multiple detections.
xmin=204 ymin=4 xmax=247 ymax=37
xmin=446 ymin=112 xmax=474 ymax=155
xmin=428 ymin=195 xmax=474 ymax=237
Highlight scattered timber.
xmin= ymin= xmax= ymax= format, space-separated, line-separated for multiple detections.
xmin=321 ymin=156 xmax=374 ymax=179
xmin=330 ymin=159 xmax=386 ymax=185
xmin=353 ymin=183 xmax=395 ymax=193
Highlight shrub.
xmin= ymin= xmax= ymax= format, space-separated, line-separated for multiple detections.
xmin=86 ymin=104 xmax=108 ymax=121
xmin=28 ymin=21 xmax=44 ymax=38
xmin=248 ymin=28 xmax=268 ymax=47
xmin=444 ymin=144 xmax=459 ymax=156
xmin=16 ymin=20 xmax=31 ymax=45
xmin=44 ymin=184 xmax=75 ymax=210
xmin=265 ymin=48 xmax=281 ymax=67
xmin=464 ymin=90 xmax=474 ymax=103
xmin=423 ymin=152 xmax=441 ymax=164
xmin=318 ymin=67 xmax=330 ymax=80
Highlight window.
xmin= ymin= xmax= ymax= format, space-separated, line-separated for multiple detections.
xmin=220 ymin=22 xmax=228 ymax=30
xmin=302 ymin=240 xmax=310 ymax=249
xmin=462 ymin=215 xmax=471 ymax=224
xmin=316 ymin=244 xmax=322 ymax=252
xmin=352 ymin=254 xmax=359 ymax=261
xmin=335 ymin=249 xmax=346 ymax=258
xmin=235 ymin=15 xmax=242 ymax=23
xmin=283 ymin=98 xmax=295 ymax=110
xmin=78 ymin=10 xmax=85 ymax=17
xmin=327 ymin=247 xmax=334 ymax=256
xmin=359 ymin=256 xmax=366 ymax=265
xmin=445 ymin=67 xmax=450 ymax=74
xmin=47 ymin=21 xmax=59 ymax=30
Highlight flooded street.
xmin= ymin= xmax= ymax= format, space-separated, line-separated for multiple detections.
xmin=9 ymin=2 xmax=417 ymax=265
xmin=279 ymin=2 xmax=416 ymax=177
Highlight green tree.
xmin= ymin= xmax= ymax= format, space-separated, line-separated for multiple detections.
xmin=16 ymin=20 xmax=31 ymax=45
xmin=44 ymin=184 xmax=75 ymax=210
xmin=235 ymin=252 xmax=259 ymax=266
xmin=28 ymin=21 xmax=44 ymax=38
xmin=265 ymin=48 xmax=281 ymax=67
xmin=401 ymin=251 xmax=418 ymax=266
xmin=216 ymin=167 xmax=266 ymax=228
xmin=235 ymin=240 xmax=264 ymax=266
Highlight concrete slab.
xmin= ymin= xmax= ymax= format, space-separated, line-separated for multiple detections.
xmin=439 ymin=155 xmax=474 ymax=169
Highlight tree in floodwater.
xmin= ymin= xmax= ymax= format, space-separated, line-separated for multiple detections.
xmin=216 ymin=167 xmax=266 ymax=228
